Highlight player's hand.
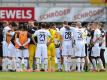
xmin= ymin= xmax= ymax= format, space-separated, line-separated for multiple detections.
xmin=19 ymin=46 xmax=25 ymax=50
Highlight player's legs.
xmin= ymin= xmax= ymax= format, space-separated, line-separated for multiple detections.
xmin=48 ymin=45 xmax=51 ymax=71
xmin=71 ymin=47 xmax=76 ymax=71
xmin=75 ymin=42 xmax=82 ymax=72
xmin=42 ymin=45 xmax=48 ymax=72
xmin=56 ymin=48 xmax=62 ymax=71
xmin=7 ymin=43 xmax=16 ymax=71
xmin=80 ymin=44 xmax=86 ymax=72
xmin=16 ymin=49 xmax=22 ymax=72
xmin=51 ymin=43 xmax=56 ymax=72
xmin=35 ymin=44 xmax=41 ymax=71
xmin=48 ymin=43 xmax=56 ymax=72
xmin=62 ymin=43 xmax=69 ymax=72
xmin=67 ymin=44 xmax=73 ymax=72
xmin=2 ymin=41 xmax=8 ymax=71
xmin=28 ymin=44 xmax=36 ymax=70
xmin=91 ymin=46 xmax=100 ymax=71
xmin=94 ymin=46 xmax=105 ymax=71
xmin=23 ymin=49 xmax=29 ymax=71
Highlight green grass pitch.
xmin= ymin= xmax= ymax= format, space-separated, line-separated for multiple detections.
xmin=0 ymin=72 xmax=107 ymax=80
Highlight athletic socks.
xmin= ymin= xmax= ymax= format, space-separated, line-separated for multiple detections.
xmin=36 ymin=58 xmax=40 ymax=71
xmin=57 ymin=58 xmax=62 ymax=70
xmin=76 ymin=58 xmax=81 ymax=72
xmin=92 ymin=58 xmax=97 ymax=70
xmin=44 ymin=58 xmax=48 ymax=71
xmin=98 ymin=58 xmax=104 ymax=69
xmin=81 ymin=58 xmax=85 ymax=72
xmin=63 ymin=56 xmax=68 ymax=72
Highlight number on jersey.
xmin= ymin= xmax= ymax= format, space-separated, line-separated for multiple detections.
xmin=65 ymin=32 xmax=72 ymax=40
xmin=39 ymin=34 xmax=45 ymax=41
xmin=78 ymin=32 xmax=83 ymax=40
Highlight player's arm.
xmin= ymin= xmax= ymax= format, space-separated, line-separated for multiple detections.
xmin=16 ymin=33 xmax=22 ymax=46
xmin=47 ymin=31 xmax=52 ymax=46
xmin=32 ymin=31 xmax=37 ymax=45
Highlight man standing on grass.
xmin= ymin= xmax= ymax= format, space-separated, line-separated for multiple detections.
xmin=15 ymin=24 xmax=30 ymax=72
xmin=60 ymin=21 xmax=74 ymax=72
xmin=32 ymin=23 xmax=51 ymax=72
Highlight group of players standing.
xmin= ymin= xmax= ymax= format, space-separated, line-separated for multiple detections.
xmin=1 ymin=21 xmax=106 ymax=72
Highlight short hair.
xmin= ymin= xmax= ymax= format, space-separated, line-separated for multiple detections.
xmin=40 ymin=23 xmax=46 ymax=28
xmin=63 ymin=21 xmax=68 ymax=25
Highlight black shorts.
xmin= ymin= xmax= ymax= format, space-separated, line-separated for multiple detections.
xmin=0 ymin=45 xmax=3 ymax=57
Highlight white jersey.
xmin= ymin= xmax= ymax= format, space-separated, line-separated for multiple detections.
xmin=82 ymin=28 xmax=88 ymax=44
xmin=60 ymin=27 xmax=73 ymax=42
xmin=3 ymin=26 xmax=11 ymax=41
xmin=33 ymin=29 xmax=51 ymax=44
xmin=93 ymin=29 xmax=101 ymax=46
xmin=74 ymin=28 xmax=84 ymax=41
xmin=3 ymin=26 xmax=15 ymax=41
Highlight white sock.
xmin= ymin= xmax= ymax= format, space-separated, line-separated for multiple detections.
xmin=24 ymin=59 xmax=28 ymax=70
xmin=36 ymin=58 xmax=40 ymax=70
xmin=12 ymin=58 xmax=16 ymax=71
xmin=41 ymin=61 xmax=44 ymax=69
xmin=2 ymin=58 xmax=8 ymax=71
xmin=76 ymin=58 xmax=81 ymax=72
xmin=63 ymin=56 xmax=68 ymax=71
xmin=57 ymin=58 xmax=62 ymax=70
xmin=16 ymin=58 xmax=21 ymax=71
xmin=81 ymin=58 xmax=85 ymax=72
xmin=7 ymin=58 xmax=13 ymax=70
xmin=98 ymin=58 xmax=104 ymax=69
xmin=44 ymin=58 xmax=48 ymax=71
xmin=67 ymin=57 xmax=71 ymax=71
xmin=92 ymin=58 xmax=97 ymax=70
xmin=71 ymin=59 xmax=76 ymax=71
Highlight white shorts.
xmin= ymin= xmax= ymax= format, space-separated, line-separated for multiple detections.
xmin=17 ymin=49 xmax=29 ymax=58
xmin=56 ymin=48 xmax=61 ymax=58
xmin=35 ymin=44 xmax=48 ymax=59
xmin=91 ymin=44 xmax=100 ymax=57
xmin=2 ymin=41 xmax=15 ymax=57
xmin=74 ymin=41 xmax=85 ymax=57
xmin=62 ymin=41 xmax=73 ymax=56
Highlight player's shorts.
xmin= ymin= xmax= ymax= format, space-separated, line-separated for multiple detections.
xmin=2 ymin=41 xmax=15 ymax=57
xmin=75 ymin=41 xmax=85 ymax=57
xmin=17 ymin=49 xmax=29 ymax=58
xmin=91 ymin=44 xmax=100 ymax=57
xmin=35 ymin=44 xmax=47 ymax=59
xmin=62 ymin=41 xmax=73 ymax=56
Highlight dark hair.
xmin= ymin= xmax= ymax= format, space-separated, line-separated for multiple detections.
xmin=63 ymin=21 xmax=68 ymax=25
xmin=40 ymin=23 xmax=46 ymax=28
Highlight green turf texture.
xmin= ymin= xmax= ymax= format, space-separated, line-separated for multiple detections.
xmin=0 ymin=72 xmax=107 ymax=80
